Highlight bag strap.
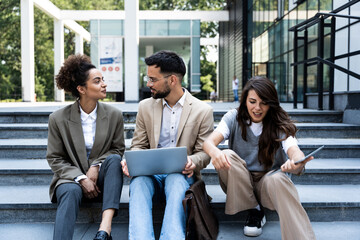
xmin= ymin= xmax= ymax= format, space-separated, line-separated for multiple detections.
xmin=187 ymin=179 xmax=218 ymax=237
xmin=182 ymin=195 xmax=191 ymax=216
xmin=183 ymin=194 xmax=194 ymax=240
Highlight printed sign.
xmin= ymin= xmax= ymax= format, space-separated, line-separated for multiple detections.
xmin=99 ymin=37 xmax=123 ymax=92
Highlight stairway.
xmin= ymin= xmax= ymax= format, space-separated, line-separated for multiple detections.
xmin=0 ymin=105 xmax=359 ymax=239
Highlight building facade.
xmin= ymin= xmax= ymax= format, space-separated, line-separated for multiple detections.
xmin=219 ymin=0 xmax=360 ymax=113
xmin=90 ymin=19 xmax=201 ymax=100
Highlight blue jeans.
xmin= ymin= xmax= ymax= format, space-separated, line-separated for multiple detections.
xmin=129 ymin=173 xmax=194 ymax=240
xmin=233 ymin=89 xmax=239 ymax=102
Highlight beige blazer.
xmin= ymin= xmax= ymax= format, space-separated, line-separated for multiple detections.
xmin=131 ymin=90 xmax=214 ymax=179
xmin=46 ymin=101 xmax=125 ymax=202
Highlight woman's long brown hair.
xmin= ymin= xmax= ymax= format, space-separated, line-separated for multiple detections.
xmin=237 ymin=76 xmax=297 ymax=170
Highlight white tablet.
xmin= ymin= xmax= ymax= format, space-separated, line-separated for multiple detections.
xmin=295 ymin=145 xmax=324 ymax=164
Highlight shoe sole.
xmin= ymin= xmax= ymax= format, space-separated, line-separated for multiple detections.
xmin=243 ymin=215 xmax=266 ymax=237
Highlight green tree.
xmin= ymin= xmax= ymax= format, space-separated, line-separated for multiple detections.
xmin=198 ymin=47 xmax=217 ymax=100
xmin=32 ymin=0 xmax=125 ymax=101
xmin=139 ymin=0 xmax=224 ymax=10
xmin=0 ymin=0 xmax=21 ymax=101
xmin=200 ymin=74 xmax=214 ymax=97
xmin=0 ymin=0 xmax=224 ymax=101
xmin=33 ymin=0 xmax=125 ymax=101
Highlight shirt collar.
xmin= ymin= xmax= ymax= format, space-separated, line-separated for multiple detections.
xmin=162 ymin=88 xmax=186 ymax=108
xmin=247 ymin=119 xmax=263 ymax=125
xmin=80 ymin=104 xmax=98 ymax=122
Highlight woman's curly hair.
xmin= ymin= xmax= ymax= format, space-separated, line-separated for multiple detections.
xmin=55 ymin=54 xmax=96 ymax=98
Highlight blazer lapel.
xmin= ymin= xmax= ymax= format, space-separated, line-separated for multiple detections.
xmin=68 ymin=102 xmax=89 ymax=170
xmin=153 ymin=99 xmax=163 ymax=148
xmin=176 ymin=92 xmax=192 ymax=144
xmin=89 ymin=102 xmax=109 ymax=160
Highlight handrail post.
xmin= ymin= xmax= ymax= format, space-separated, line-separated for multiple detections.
xmin=317 ymin=16 xmax=324 ymax=110
xmin=303 ymin=29 xmax=308 ymax=108
xmin=329 ymin=16 xmax=336 ymax=110
xmin=293 ymin=30 xmax=298 ymax=109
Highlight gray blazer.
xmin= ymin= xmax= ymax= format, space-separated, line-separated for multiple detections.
xmin=131 ymin=89 xmax=214 ymax=179
xmin=46 ymin=101 xmax=125 ymax=202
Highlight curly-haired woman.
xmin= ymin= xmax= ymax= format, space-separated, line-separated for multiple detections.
xmin=203 ymin=76 xmax=316 ymax=239
xmin=47 ymin=54 xmax=124 ymax=240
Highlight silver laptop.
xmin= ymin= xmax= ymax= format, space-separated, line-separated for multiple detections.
xmin=124 ymin=146 xmax=188 ymax=177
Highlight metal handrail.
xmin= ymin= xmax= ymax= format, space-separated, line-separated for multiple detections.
xmin=291 ymin=0 xmax=360 ymax=110
xmin=331 ymin=0 xmax=360 ymax=13
xmin=289 ymin=0 xmax=360 ymax=32
xmin=291 ymin=50 xmax=360 ymax=69
xmin=289 ymin=12 xmax=360 ymax=32
xmin=320 ymin=57 xmax=360 ymax=80
xmin=291 ymin=57 xmax=360 ymax=80
xmin=334 ymin=50 xmax=360 ymax=61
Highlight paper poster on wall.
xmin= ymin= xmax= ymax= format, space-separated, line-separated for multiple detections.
xmin=99 ymin=37 xmax=123 ymax=92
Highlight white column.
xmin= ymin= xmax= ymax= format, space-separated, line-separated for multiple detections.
xmin=145 ymin=45 xmax=154 ymax=57
xmin=124 ymin=0 xmax=139 ymax=102
xmin=217 ymin=42 xmax=220 ymax=99
xmin=75 ymin=33 xmax=84 ymax=54
xmin=54 ymin=19 xmax=65 ymax=102
xmin=21 ymin=0 xmax=35 ymax=102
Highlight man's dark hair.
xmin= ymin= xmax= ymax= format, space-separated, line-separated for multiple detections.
xmin=145 ymin=50 xmax=186 ymax=78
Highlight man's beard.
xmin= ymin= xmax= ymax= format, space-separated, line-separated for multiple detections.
xmin=151 ymin=84 xmax=171 ymax=99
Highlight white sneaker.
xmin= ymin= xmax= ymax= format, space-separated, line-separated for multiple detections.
xmin=243 ymin=209 xmax=266 ymax=237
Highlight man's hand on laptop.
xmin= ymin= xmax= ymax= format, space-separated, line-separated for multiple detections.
xmin=121 ymin=160 xmax=131 ymax=177
xmin=182 ymin=157 xmax=195 ymax=178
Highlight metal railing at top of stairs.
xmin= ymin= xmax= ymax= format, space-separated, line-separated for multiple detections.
xmin=289 ymin=0 xmax=360 ymax=110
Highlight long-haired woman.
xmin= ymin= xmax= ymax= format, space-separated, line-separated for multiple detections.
xmin=203 ymin=76 xmax=316 ymax=239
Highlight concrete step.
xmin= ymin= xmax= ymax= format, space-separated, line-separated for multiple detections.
xmin=0 ymin=139 xmax=126 ymax=158
xmin=0 ymin=184 xmax=359 ymax=223
xmin=125 ymin=122 xmax=359 ymax=139
xmin=202 ymin=158 xmax=360 ymax=185
xmin=291 ymin=158 xmax=360 ymax=184
xmin=0 ymin=123 xmax=48 ymax=139
xmin=218 ymin=138 xmax=360 ymax=158
xmin=295 ymin=122 xmax=360 ymax=138
xmin=0 ymin=221 xmax=359 ymax=240
xmin=213 ymin=110 xmax=344 ymax=123
xmin=2 ymin=158 xmax=360 ymax=186
xmin=0 ymin=111 xmax=139 ymax=124
xmin=2 ymin=122 xmax=359 ymax=139
xmin=0 ymin=159 xmax=52 ymax=185
xmin=0 ymin=112 xmax=51 ymax=124
xmin=287 ymin=110 xmax=343 ymax=123
xmin=1 ymin=138 xmax=360 ymax=158
xmin=0 ymin=123 xmax=137 ymax=139
xmin=0 ymin=110 xmax=343 ymax=124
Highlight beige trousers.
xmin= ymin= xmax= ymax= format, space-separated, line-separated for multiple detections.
xmin=217 ymin=149 xmax=316 ymax=240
